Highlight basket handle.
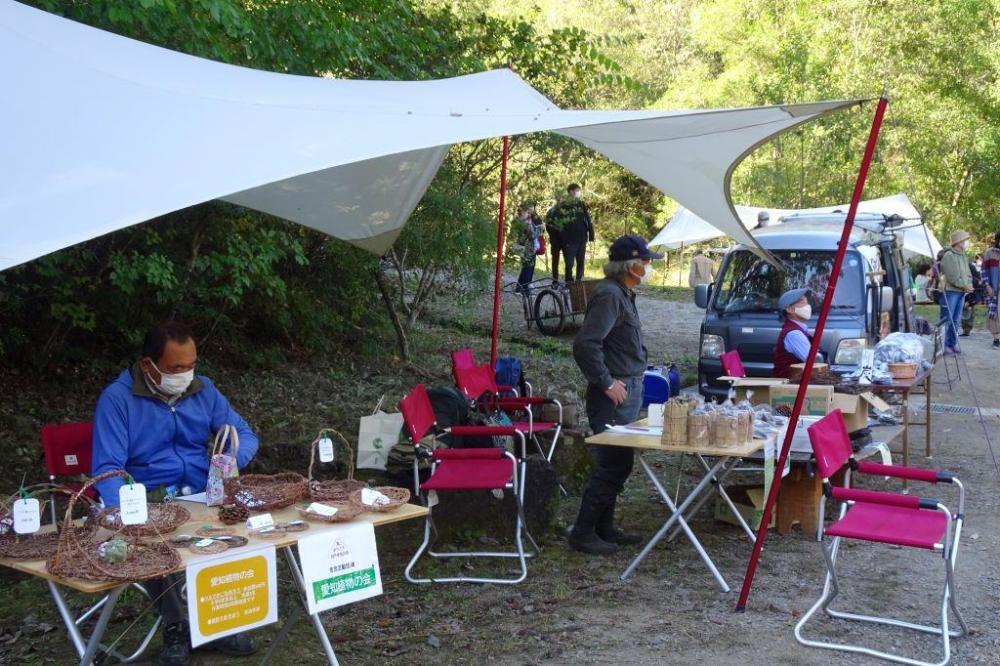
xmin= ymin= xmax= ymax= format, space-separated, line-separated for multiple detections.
xmin=307 ymin=428 xmax=355 ymax=482
xmin=212 ymin=424 xmax=239 ymax=458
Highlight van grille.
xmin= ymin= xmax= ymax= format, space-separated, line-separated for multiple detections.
xmin=737 ymin=343 xmax=776 ymax=363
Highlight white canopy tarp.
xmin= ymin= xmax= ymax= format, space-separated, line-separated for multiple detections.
xmin=649 ymin=193 xmax=941 ymax=258
xmin=0 ymin=1 xmax=861 ymax=271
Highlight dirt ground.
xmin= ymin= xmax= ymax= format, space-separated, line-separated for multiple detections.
xmin=2 ymin=283 xmax=998 ymax=665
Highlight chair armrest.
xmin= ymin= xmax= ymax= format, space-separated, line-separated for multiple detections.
xmin=856 ymin=462 xmax=955 ymax=484
xmin=432 ymin=448 xmax=505 ymax=460
xmin=497 ymin=396 xmax=548 ymax=407
xmin=447 ymin=425 xmax=518 ymax=437
xmin=830 ymin=486 xmax=939 ymax=510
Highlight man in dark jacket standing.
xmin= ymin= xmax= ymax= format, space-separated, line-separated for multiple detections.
xmin=569 ymin=235 xmax=662 ymax=555
xmin=92 ymin=320 xmax=259 ymax=666
xmin=547 ymin=183 xmax=594 ymax=283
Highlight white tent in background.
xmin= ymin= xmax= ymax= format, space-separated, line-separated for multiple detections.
xmin=1 ymin=1 xmax=861 ymax=271
xmin=649 ymin=193 xmax=942 ymax=258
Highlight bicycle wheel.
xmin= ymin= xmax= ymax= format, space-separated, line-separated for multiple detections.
xmin=533 ymin=288 xmax=566 ymax=335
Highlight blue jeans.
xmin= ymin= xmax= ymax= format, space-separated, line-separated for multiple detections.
xmin=941 ymin=290 xmax=964 ymax=349
xmin=572 ymin=376 xmax=644 ymax=538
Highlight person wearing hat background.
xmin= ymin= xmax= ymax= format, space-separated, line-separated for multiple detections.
xmin=940 ymin=229 xmax=974 ymax=355
xmin=569 ymin=234 xmax=662 ymax=555
xmin=982 ymin=232 xmax=1000 ymax=349
xmin=772 ymin=287 xmax=822 ymax=378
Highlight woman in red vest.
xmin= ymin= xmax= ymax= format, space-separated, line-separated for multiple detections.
xmin=773 ymin=288 xmax=818 ymax=378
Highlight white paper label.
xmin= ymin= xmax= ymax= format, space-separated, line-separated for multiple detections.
xmin=360 ymin=488 xmax=390 ymax=506
xmin=297 ymin=523 xmax=382 ymax=614
xmin=426 ymin=490 xmax=439 ymax=508
xmin=194 ymin=538 xmax=216 ymax=548
xmin=118 ymin=483 xmax=148 ymax=525
xmin=318 ymin=437 xmax=335 ymax=463
xmin=246 ymin=513 xmax=275 ymax=531
xmin=13 ymin=498 xmax=41 ymax=534
xmin=306 ymin=502 xmax=338 ymax=517
xmin=64 ymin=454 xmax=78 ymax=466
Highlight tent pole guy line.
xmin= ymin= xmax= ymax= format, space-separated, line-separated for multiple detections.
xmin=735 ymin=96 xmax=889 ymax=612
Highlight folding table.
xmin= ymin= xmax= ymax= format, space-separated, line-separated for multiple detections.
xmin=864 ymin=367 xmax=933 ymax=474
xmin=0 ymin=502 xmax=428 ymax=666
xmin=586 ymin=424 xmax=763 ymax=592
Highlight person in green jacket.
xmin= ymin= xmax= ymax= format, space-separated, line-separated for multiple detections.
xmin=940 ymin=229 xmax=974 ymax=354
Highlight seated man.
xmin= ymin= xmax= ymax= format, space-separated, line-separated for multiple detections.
xmin=92 ymin=320 xmax=259 ymax=666
xmin=772 ymin=288 xmax=822 ymax=378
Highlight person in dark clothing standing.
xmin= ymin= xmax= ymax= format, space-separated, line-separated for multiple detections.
xmin=569 ymin=235 xmax=663 ymax=555
xmin=545 ymin=195 xmax=566 ymax=283
xmin=514 ymin=202 xmax=543 ymax=294
xmin=960 ymin=260 xmax=985 ymax=337
xmin=560 ymin=183 xmax=594 ymax=282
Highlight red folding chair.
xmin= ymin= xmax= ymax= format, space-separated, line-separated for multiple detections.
xmin=399 ymin=384 xmax=536 ymax=585
xmin=794 ymin=410 xmax=968 ymax=666
xmin=453 ymin=363 xmax=562 ymax=462
xmin=719 ymin=350 xmax=746 ymax=378
xmin=40 ymin=422 xmax=96 ymax=525
xmin=450 ymin=347 xmax=529 ymax=396
xmin=40 ymin=422 xmax=161 ymax=663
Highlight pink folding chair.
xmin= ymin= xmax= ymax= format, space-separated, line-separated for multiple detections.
xmin=453 ymin=364 xmax=562 ymax=462
xmin=720 ymin=350 xmax=746 ymax=378
xmin=399 ymin=384 xmax=536 ymax=585
xmin=450 ymin=347 xmax=529 ymax=396
xmin=795 ymin=410 xmax=968 ymax=666
xmin=40 ymin=422 xmax=96 ymax=524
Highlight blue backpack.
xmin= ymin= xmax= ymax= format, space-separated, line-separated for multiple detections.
xmin=494 ymin=356 xmax=523 ymax=396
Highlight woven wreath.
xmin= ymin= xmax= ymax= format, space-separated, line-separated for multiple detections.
xmin=0 ymin=484 xmax=99 ymax=561
xmin=307 ymin=428 xmax=366 ymax=503
xmin=46 ymin=470 xmax=181 ymax=582
xmin=95 ymin=501 xmax=190 ymax=538
xmin=224 ymin=472 xmax=309 ymax=511
xmin=296 ymin=501 xmax=363 ymax=524
xmin=349 ymin=486 xmax=410 ymax=513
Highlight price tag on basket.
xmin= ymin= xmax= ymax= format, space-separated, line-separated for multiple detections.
xmin=13 ymin=497 xmax=40 ymax=534
xmin=318 ymin=435 xmax=335 ymax=463
xmin=246 ymin=513 xmax=275 ymax=531
xmin=119 ymin=482 xmax=148 ymax=525
xmin=305 ymin=502 xmax=338 ymax=517
xmin=360 ymin=488 xmax=390 ymax=506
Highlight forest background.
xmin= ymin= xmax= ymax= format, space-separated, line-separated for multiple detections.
xmin=2 ymin=0 xmax=997 ymax=366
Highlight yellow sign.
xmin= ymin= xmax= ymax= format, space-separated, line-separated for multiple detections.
xmin=186 ymin=546 xmax=277 ymax=647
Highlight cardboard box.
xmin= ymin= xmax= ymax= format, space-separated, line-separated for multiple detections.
xmin=769 ymin=384 xmax=834 ymax=417
xmin=832 ymin=392 xmax=892 ymax=433
xmin=715 ymin=485 xmax=775 ymax=531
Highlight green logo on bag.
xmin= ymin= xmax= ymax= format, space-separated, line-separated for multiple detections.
xmin=372 ymin=437 xmax=383 ymax=450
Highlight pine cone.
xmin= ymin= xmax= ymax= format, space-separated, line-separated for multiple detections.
xmin=218 ymin=503 xmax=249 ymax=525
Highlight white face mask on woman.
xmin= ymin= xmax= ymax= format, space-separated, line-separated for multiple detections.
xmin=148 ymin=360 xmax=194 ymax=396
xmin=794 ymin=303 xmax=812 ymax=320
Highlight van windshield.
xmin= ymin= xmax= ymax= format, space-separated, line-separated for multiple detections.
xmin=713 ymin=250 xmax=864 ymax=314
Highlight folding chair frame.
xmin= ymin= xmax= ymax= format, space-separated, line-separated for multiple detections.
xmin=404 ymin=430 xmax=538 ymax=585
xmin=795 ymin=457 xmax=969 ymax=665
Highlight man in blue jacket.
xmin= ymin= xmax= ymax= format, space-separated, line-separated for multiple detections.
xmin=92 ymin=320 xmax=259 ymax=666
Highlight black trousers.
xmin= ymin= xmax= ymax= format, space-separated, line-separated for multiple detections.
xmin=144 ymin=573 xmax=187 ymax=626
xmin=563 ymin=242 xmax=587 ymax=282
xmin=572 ymin=377 xmax=643 ymax=537
xmin=550 ymin=240 xmax=564 ymax=282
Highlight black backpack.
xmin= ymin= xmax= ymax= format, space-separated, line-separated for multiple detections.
xmin=426 ymin=386 xmax=495 ymax=448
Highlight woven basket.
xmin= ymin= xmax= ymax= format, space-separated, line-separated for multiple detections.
xmin=350 ymin=486 xmax=410 ymax=513
xmin=224 ymin=472 xmax=309 ymax=512
xmin=96 ymin=502 xmax=190 ymax=537
xmin=297 ymin=502 xmax=363 ymax=524
xmin=888 ymin=362 xmax=918 ymax=379
xmin=308 ymin=428 xmax=366 ymax=503
xmin=0 ymin=485 xmax=99 ymax=560
xmin=789 ymin=363 xmax=835 ymax=385
xmin=46 ymin=470 xmax=181 ymax=582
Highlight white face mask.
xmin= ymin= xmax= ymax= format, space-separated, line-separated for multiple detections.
xmin=793 ymin=303 xmax=812 ymax=320
xmin=633 ymin=262 xmax=650 ymax=285
xmin=149 ymin=360 xmax=194 ymax=396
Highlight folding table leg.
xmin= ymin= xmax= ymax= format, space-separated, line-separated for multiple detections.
xmin=666 ymin=456 xmax=751 ymax=544
xmin=281 ymin=548 xmax=340 ymax=666
xmin=79 ymin=584 xmax=125 ymax=666
xmin=621 ymin=454 xmax=730 ymax=591
xmin=259 ymin=604 xmax=303 ymax=665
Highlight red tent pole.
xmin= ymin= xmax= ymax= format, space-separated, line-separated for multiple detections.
xmin=735 ymin=96 xmax=889 ymax=611
xmin=490 ymin=135 xmax=511 ymax=370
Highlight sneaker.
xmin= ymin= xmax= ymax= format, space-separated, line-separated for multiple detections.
xmin=992 ymin=339 xmax=1000 ymax=349
xmin=598 ymin=527 xmax=644 ymax=546
xmin=943 ymin=349 xmax=958 ymax=357
xmin=959 ymin=332 xmax=971 ymax=337
xmin=158 ymin=622 xmax=191 ymax=666
xmin=206 ymin=632 xmax=257 ymax=657
xmin=568 ymin=531 xmax=618 ymax=555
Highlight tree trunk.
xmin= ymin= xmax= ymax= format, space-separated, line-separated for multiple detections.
xmin=374 ymin=268 xmax=410 ymax=360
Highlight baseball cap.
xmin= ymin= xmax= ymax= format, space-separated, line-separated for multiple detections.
xmin=778 ymin=288 xmax=812 ymax=311
xmin=608 ymin=235 xmax=664 ymax=261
